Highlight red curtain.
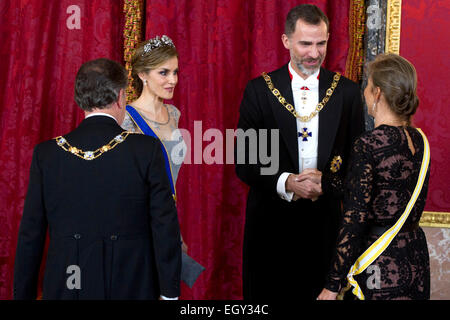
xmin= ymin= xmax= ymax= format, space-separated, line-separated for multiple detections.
xmin=0 ymin=0 xmax=124 ymax=299
xmin=400 ymin=0 xmax=450 ymax=213
xmin=145 ymin=0 xmax=350 ymax=299
xmin=0 ymin=0 xmax=350 ymax=300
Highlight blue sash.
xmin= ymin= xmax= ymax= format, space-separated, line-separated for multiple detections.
xmin=126 ymin=105 xmax=176 ymax=201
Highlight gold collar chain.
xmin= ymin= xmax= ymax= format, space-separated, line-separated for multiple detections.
xmin=262 ymin=71 xmax=341 ymax=122
xmin=54 ymin=131 xmax=132 ymax=160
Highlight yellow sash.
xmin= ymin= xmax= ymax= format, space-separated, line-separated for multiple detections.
xmin=339 ymin=128 xmax=430 ymax=300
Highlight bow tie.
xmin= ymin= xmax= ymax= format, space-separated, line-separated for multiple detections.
xmin=292 ymin=77 xmax=318 ymax=91
xmin=288 ymin=64 xmax=320 ymax=90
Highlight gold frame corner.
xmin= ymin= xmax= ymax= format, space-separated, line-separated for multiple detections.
xmin=419 ymin=211 xmax=450 ymax=228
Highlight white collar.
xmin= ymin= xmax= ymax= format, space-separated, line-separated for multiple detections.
xmin=288 ymin=61 xmax=320 ymax=86
xmin=85 ymin=112 xmax=118 ymax=123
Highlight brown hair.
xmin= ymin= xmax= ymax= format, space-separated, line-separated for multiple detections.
xmin=367 ymin=53 xmax=419 ymax=124
xmin=131 ymin=40 xmax=178 ymax=96
xmin=285 ymin=4 xmax=329 ymax=36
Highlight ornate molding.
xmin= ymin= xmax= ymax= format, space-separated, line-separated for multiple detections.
xmin=420 ymin=211 xmax=450 ymax=228
xmin=385 ymin=0 xmax=402 ymax=54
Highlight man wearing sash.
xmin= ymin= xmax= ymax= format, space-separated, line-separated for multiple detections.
xmin=235 ymin=4 xmax=365 ymax=299
xmin=14 ymin=58 xmax=181 ymax=299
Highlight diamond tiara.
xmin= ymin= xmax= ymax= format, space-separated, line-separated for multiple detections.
xmin=142 ymin=35 xmax=175 ymax=55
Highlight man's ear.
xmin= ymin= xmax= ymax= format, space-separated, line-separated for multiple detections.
xmin=117 ymin=88 xmax=126 ymax=108
xmin=281 ymin=34 xmax=290 ymax=50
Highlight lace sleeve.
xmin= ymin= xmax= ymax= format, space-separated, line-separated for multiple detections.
xmin=121 ymin=112 xmax=140 ymax=133
xmin=324 ymin=137 xmax=373 ymax=292
xmin=167 ymin=104 xmax=181 ymax=126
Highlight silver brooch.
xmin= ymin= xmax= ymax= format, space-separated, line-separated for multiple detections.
xmin=142 ymin=35 xmax=175 ymax=55
xmin=56 ymin=137 xmax=66 ymax=146
xmin=83 ymin=151 xmax=94 ymax=160
xmin=114 ymin=134 xmax=125 ymax=143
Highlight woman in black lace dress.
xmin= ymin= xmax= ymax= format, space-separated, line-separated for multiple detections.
xmin=317 ymin=54 xmax=430 ymax=300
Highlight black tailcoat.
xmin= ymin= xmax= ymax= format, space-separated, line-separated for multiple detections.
xmin=14 ymin=116 xmax=181 ymax=300
xmin=236 ymin=64 xmax=365 ymax=299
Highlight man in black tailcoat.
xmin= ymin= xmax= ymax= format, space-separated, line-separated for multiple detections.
xmin=236 ymin=4 xmax=365 ymax=300
xmin=14 ymin=58 xmax=181 ymax=300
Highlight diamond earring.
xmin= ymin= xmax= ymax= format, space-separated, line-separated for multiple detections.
xmin=372 ymin=102 xmax=377 ymax=113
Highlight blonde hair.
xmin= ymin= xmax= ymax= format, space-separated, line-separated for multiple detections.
xmin=131 ymin=40 xmax=178 ymax=96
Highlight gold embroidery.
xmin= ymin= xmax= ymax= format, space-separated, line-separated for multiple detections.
xmin=123 ymin=0 xmax=144 ymax=102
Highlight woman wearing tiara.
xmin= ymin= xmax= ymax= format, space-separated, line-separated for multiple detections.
xmin=122 ymin=35 xmax=188 ymax=253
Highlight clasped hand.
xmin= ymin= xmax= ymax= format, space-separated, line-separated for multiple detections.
xmin=285 ymin=168 xmax=323 ymax=201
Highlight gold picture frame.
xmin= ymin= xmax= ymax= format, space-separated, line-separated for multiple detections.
xmin=385 ymin=0 xmax=449 ymax=228
xmin=420 ymin=211 xmax=450 ymax=228
xmin=385 ymin=0 xmax=402 ymax=54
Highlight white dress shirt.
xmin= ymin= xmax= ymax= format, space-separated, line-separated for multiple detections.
xmin=85 ymin=112 xmax=118 ymax=122
xmin=276 ymin=62 xmax=320 ymax=201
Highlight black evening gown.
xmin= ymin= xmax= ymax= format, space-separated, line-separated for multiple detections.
xmin=325 ymin=125 xmax=430 ymax=300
